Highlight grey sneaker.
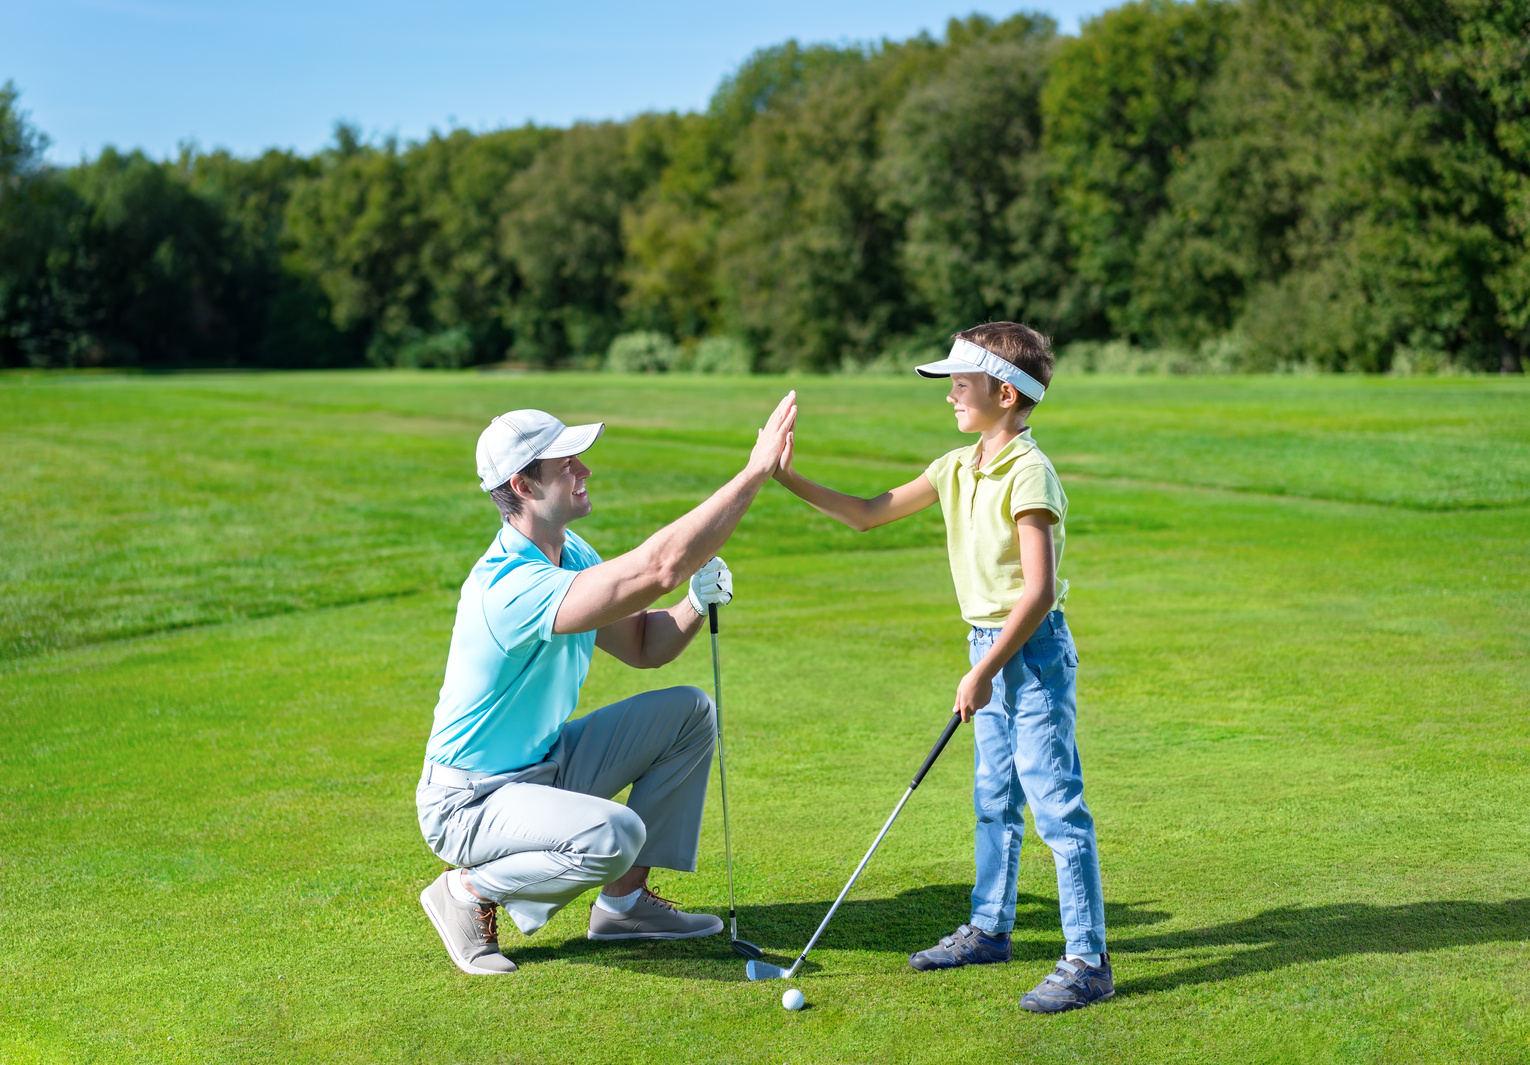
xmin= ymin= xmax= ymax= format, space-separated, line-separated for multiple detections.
xmin=419 ymin=870 xmax=518 ymax=975
xmin=908 ymin=923 xmax=1012 ymax=971
xmin=1020 ymin=953 xmax=1114 ymax=1013
xmin=587 ymin=889 xmax=724 ymax=941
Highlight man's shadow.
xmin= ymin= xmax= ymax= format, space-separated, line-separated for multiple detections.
xmin=504 ymin=888 xmax=1530 ymax=990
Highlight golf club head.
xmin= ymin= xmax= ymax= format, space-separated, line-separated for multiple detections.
xmin=731 ymin=938 xmax=764 ymax=960
xmin=746 ymin=959 xmax=790 ymax=981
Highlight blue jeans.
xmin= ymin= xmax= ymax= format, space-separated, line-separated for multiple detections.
xmin=969 ymin=613 xmax=1106 ymax=954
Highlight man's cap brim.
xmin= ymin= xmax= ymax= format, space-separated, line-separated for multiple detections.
xmin=538 ymin=421 xmax=605 ymax=459
xmin=914 ymin=357 xmax=985 ymax=379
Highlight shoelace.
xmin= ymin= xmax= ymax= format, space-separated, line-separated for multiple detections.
xmin=644 ymin=888 xmax=678 ymax=912
xmin=473 ymin=904 xmax=499 ymax=944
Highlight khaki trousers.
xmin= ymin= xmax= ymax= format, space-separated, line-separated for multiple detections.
xmin=416 ymin=685 xmax=717 ymax=934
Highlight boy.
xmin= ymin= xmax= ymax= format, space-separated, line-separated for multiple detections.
xmin=773 ymin=322 xmax=1110 ymax=1013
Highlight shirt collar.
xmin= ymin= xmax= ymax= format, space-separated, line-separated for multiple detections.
xmin=497 ymin=521 xmax=566 ymax=566
xmin=963 ymin=428 xmax=1036 ymax=477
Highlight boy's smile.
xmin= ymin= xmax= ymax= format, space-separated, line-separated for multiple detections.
xmin=947 ymin=372 xmax=1008 ymax=434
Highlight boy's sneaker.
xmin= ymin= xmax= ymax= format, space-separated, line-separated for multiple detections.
xmin=1020 ymin=953 xmax=1114 ymax=1013
xmin=908 ymin=924 xmax=1012 ymax=971
xmin=419 ymin=870 xmax=518 ymax=975
xmin=587 ymin=889 xmax=724 ymax=940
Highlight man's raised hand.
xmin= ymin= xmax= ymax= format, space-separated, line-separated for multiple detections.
xmin=747 ymin=391 xmax=797 ymax=479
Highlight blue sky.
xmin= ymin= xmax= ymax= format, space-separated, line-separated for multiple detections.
xmin=2 ymin=1 xmax=1111 ymax=163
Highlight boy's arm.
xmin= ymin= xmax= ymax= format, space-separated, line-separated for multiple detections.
xmin=954 ymin=511 xmax=1058 ymax=722
xmin=773 ymin=430 xmax=938 ymax=530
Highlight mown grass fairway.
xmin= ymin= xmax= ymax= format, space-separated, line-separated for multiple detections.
xmin=2 ymin=371 xmax=1528 ymax=1064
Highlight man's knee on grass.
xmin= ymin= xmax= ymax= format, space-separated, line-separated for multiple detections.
xmin=571 ymin=804 xmax=647 ymax=885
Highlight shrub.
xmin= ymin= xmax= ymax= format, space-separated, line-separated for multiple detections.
xmin=396 ymin=327 xmax=475 ymax=369
xmin=606 ymin=330 xmax=681 ymax=373
xmin=691 ymin=335 xmax=753 ymax=374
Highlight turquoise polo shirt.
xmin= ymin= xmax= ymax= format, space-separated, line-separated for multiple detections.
xmin=425 ymin=523 xmax=603 ymax=774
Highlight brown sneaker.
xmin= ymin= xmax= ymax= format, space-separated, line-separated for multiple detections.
xmin=586 ymin=888 xmax=724 ymax=941
xmin=420 ymin=870 xmax=518 ymax=975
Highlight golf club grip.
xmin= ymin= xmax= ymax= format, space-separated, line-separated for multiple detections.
xmin=910 ymin=713 xmax=961 ymax=789
xmin=709 ymin=602 xmax=719 ymax=634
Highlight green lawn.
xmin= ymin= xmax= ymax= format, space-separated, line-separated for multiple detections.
xmin=1 ymin=370 xmax=1527 ymax=1064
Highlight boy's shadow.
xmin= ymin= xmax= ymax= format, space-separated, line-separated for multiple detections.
xmin=505 ymin=888 xmax=1530 ymax=990
xmin=505 ymin=884 xmax=1168 ymax=981
xmin=1109 ymin=897 xmax=1530 ymax=997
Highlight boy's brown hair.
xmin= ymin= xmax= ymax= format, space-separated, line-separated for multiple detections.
xmin=954 ymin=322 xmax=1054 ymax=407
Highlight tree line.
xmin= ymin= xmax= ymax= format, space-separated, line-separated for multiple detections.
xmin=1 ymin=0 xmax=1526 ymax=374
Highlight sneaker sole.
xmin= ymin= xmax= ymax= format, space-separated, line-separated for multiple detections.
xmin=909 ymin=955 xmax=1011 ymax=971
xmin=420 ymin=886 xmax=517 ymax=975
xmin=587 ymin=919 xmax=724 ymax=941
xmin=1021 ymin=988 xmax=1114 ymax=1013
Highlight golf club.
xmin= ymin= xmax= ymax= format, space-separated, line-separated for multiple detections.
xmin=746 ymin=710 xmax=963 ymax=981
xmin=710 ymin=603 xmax=763 ymax=961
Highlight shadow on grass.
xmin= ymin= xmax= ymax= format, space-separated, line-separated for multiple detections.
xmin=503 ymin=890 xmax=1530 ymax=990
xmin=1111 ymin=897 xmax=1530 ymax=997
xmin=504 ymin=884 xmax=1170 ymax=982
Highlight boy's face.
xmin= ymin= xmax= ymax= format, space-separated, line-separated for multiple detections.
xmin=946 ymin=372 xmax=1014 ymax=434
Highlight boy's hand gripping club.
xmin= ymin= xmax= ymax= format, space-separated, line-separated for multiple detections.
xmin=746 ymin=711 xmax=963 ymax=981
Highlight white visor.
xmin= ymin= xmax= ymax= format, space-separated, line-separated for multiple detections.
xmin=914 ymin=338 xmax=1046 ymax=404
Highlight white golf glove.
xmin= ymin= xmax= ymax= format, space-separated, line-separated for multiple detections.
xmin=687 ymin=557 xmax=734 ymax=615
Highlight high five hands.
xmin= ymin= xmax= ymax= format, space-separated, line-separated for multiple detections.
xmin=747 ymin=391 xmax=797 ymax=478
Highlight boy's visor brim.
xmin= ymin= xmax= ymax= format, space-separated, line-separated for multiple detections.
xmin=914 ymin=357 xmax=985 ymax=378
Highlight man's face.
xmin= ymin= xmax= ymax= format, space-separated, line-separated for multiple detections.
xmin=522 ymin=454 xmax=593 ymax=524
xmin=946 ymin=372 xmax=1010 ymax=434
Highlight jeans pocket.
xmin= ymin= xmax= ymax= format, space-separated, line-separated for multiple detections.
xmin=1024 ymin=638 xmax=1074 ymax=687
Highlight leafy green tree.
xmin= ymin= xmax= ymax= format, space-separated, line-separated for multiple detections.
xmin=1133 ymin=0 xmax=1528 ymax=371
xmin=282 ymin=125 xmax=428 ymax=364
xmin=499 ymin=120 xmax=669 ymax=364
xmin=0 ymin=83 xmax=68 ymax=368
xmin=408 ymin=124 xmax=558 ymax=364
xmin=1042 ymin=0 xmax=1236 ymax=340
xmin=877 ymin=16 xmax=1060 ymax=337
xmin=714 ymin=39 xmax=952 ymax=370
xmin=184 ymin=147 xmax=351 ymax=367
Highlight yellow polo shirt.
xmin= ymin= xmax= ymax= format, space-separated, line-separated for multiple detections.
xmin=924 ymin=428 xmax=1069 ymax=628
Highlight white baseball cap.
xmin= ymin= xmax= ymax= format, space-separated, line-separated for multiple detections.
xmin=915 ymin=337 xmax=1046 ymax=404
xmin=476 ymin=409 xmax=605 ymax=492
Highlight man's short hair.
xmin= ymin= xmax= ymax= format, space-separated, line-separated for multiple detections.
xmin=954 ymin=322 xmax=1054 ymax=406
xmin=489 ymin=458 xmax=544 ymax=520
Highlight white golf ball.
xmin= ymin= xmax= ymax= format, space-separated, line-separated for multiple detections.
xmin=782 ymin=988 xmax=806 ymax=1011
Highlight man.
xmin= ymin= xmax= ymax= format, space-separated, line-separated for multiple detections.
xmin=417 ymin=393 xmax=797 ymax=975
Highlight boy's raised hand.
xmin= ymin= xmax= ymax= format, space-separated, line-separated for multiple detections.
xmin=774 ymin=428 xmax=797 ymax=483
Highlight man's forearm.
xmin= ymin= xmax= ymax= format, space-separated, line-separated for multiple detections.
xmin=636 ymin=602 xmax=705 ymax=668
xmin=639 ymin=466 xmax=771 ymax=589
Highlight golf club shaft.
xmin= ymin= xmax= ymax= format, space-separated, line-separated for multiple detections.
xmin=708 ymin=604 xmax=739 ymax=941
xmin=783 ymin=712 xmax=962 ymax=979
